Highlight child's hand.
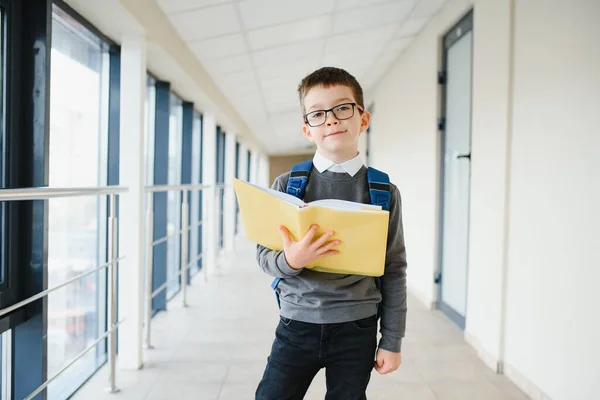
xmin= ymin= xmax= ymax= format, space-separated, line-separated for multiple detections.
xmin=374 ymin=348 xmax=401 ymax=374
xmin=278 ymin=224 xmax=340 ymax=270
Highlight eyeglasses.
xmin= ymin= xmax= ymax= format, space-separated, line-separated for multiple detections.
xmin=303 ymin=102 xmax=364 ymax=127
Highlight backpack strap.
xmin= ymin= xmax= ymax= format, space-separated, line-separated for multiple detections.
xmin=271 ymin=277 xmax=282 ymax=309
xmin=367 ymin=167 xmax=391 ymax=211
xmin=286 ymin=159 xmax=313 ymax=199
xmin=367 ymin=167 xmax=391 ymax=317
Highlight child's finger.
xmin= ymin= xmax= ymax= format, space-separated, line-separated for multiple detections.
xmin=374 ymin=353 xmax=385 ymax=373
xmin=316 ymin=240 xmax=341 ymax=255
xmin=301 ymin=224 xmax=319 ymax=244
xmin=375 ymin=360 xmax=390 ymax=374
xmin=312 ymin=230 xmax=336 ymax=249
xmin=317 ymin=250 xmax=340 ymax=258
xmin=278 ymin=225 xmax=292 ymax=245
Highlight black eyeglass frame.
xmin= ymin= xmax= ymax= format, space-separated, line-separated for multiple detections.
xmin=303 ymin=102 xmax=365 ymax=127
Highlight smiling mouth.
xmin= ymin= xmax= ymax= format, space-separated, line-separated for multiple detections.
xmin=326 ymin=130 xmax=346 ymax=137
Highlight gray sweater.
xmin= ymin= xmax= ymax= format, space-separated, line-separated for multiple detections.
xmin=256 ymin=166 xmax=408 ymax=352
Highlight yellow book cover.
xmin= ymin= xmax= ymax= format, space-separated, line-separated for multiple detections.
xmin=233 ymin=178 xmax=390 ymax=276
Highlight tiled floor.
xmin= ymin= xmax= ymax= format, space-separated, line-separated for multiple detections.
xmin=72 ymin=240 xmax=530 ymax=400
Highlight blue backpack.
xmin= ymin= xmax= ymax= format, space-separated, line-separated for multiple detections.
xmin=271 ymin=159 xmax=391 ymax=310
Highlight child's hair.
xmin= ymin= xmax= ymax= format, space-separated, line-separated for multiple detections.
xmin=297 ymin=67 xmax=364 ymax=113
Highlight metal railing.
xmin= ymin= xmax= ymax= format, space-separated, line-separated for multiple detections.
xmin=0 ymin=186 xmax=128 ymax=400
xmin=142 ymin=183 xmax=236 ymax=349
xmin=143 ymin=183 xmax=210 ymax=349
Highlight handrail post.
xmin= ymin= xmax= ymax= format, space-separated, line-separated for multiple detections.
xmin=181 ymin=189 xmax=189 ymax=307
xmin=106 ymin=194 xmax=120 ymax=393
xmin=144 ymin=192 xmax=154 ymax=349
xmin=216 ymin=186 xmax=222 ymax=266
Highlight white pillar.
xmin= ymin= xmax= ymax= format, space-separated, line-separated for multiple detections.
xmin=259 ymin=153 xmax=270 ymax=188
xmin=117 ymin=33 xmax=146 ymax=370
xmin=202 ymin=113 xmax=218 ymax=276
xmin=223 ymin=131 xmax=236 ymax=252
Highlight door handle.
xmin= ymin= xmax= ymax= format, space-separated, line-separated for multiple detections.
xmin=456 ymin=152 xmax=471 ymax=160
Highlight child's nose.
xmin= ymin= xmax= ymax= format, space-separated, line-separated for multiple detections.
xmin=325 ymin=112 xmax=339 ymax=125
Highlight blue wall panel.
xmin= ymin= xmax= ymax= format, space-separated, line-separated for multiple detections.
xmin=181 ymin=102 xmax=193 ymax=284
xmin=152 ymin=81 xmax=170 ymax=312
xmin=246 ymin=150 xmax=251 ymax=182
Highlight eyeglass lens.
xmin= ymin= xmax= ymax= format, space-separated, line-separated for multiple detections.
xmin=306 ymin=103 xmax=355 ymax=126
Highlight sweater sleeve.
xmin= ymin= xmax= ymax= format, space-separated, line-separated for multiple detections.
xmin=377 ymin=184 xmax=408 ymax=353
xmin=255 ymin=174 xmax=303 ymax=278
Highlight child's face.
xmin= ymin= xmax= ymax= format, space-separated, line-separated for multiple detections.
xmin=301 ymin=84 xmax=370 ymax=162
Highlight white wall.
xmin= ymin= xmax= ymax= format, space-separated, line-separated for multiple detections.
xmin=465 ymin=0 xmax=512 ymax=371
xmin=371 ymin=0 xmax=600 ymax=399
xmin=503 ymin=2 xmax=600 ymax=399
xmin=358 ymin=128 xmax=368 ymax=165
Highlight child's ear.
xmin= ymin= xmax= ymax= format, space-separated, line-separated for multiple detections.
xmin=302 ymin=123 xmax=314 ymax=141
xmin=360 ymin=109 xmax=372 ymax=133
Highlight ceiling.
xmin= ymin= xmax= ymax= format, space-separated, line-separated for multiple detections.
xmin=156 ymin=0 xmax=447 ymax=155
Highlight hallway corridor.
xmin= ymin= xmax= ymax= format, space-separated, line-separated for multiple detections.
xmin=73 ymin=239 xmax=530 ymax=400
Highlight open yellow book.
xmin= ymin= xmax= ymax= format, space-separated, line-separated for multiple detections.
xmin=233 ymin=178 xmax=389 ymax=276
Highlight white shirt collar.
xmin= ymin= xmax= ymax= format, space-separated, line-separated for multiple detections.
xmin=312 ymin=151 xmax=364 ymax=177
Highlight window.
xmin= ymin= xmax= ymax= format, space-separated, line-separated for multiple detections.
xmin=166 ymin=94 xmax=183 ymax=299
xmin=46 ymin=5 xmax=110 ymax=398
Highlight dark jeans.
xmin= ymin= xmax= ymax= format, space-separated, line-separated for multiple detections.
xmin=255 ymin=314 xmax=378 ymax=400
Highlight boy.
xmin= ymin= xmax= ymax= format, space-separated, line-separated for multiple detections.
xmin=255 ymin=67 xmax=407 ymax=400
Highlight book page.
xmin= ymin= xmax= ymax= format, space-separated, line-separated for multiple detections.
xmin=309 ymin=198 xmax=382 ymax=211
xmin=244 ymin=180 xmax=306 ymax=208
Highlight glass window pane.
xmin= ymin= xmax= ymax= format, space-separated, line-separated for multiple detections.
xmin=47 ymin=6 xmax=109 ymax=399
xmin=166 ymin=94 xmax=182 ymax=299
